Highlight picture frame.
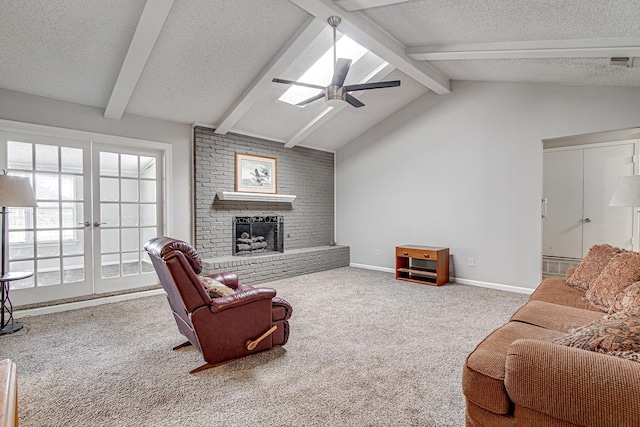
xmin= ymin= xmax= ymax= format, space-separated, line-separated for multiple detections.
xmin=235 ymin=153 xmax=277 ymax=194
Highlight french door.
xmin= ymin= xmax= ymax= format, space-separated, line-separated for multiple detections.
xmin=92 ymin=144 xmax=161 ymax=294
xmin=2 ymin=132 xmax=162 ymax=306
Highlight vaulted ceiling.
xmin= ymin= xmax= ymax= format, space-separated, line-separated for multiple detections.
xmin=1 ymin=0 xmax=639 ymax=152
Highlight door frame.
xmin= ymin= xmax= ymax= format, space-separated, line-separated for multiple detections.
xmin=0 ymin=119 xmax=174 ymax=306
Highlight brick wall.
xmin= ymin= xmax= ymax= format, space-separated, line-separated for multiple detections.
xmin=194 ymin=127 xmax=335 ymax=259
xmin=202 ymin=246 xmax=350 ymax=286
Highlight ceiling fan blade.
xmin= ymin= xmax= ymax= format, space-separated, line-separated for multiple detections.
xmin=272 ymin=78 xmax=326 ymax=90
xmin=331 ymin=58 xmax=352 ymax=87
xmin=296 ymin=92 xmax=325 ymax=107
xmin=345 ymin=94 xmax=364 ymax=108
xmin=344 ymin=80 xmax=401 ymax=92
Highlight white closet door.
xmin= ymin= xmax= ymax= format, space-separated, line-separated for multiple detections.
xmin=543 ymin=149 xmax=584 ymax=258
xmin=583 ymin=144 xmax=635 ymax=255
xmin=543 ymin=141 xmax=636 ymax=260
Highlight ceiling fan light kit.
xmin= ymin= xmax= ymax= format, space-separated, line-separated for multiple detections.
xmin=272 ymin=15 xmax=400 ymax=109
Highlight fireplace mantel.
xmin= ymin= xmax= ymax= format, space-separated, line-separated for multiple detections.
xmin=216 ymin=191 xmax=296 ymax=203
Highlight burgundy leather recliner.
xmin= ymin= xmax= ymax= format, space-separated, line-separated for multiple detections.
xmin=144 ymin=237 xmax=292 ymax=373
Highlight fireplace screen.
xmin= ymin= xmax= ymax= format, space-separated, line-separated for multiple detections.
xmin=233 ymin=216 xmax=284 ymax=256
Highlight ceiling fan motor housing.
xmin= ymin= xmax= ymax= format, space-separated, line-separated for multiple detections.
xmin=325 ymin=85 xmax=346 ymax=106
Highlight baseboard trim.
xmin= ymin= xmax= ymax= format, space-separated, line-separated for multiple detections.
xmin=13 ymin=289 xmax=166 ymax=319
xmin=349 ymin=263 xmax=534 ymax=295
xmin=349 ymin=263 xmax=395 ymax=273
xmin=454 ymin=278 xmax=534 ymax=295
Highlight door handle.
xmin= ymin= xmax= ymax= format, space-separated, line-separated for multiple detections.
xmin=93 ymin=221 xmax=107 ymax=227
xmin=78 ymin=221 xmax=91 ymax=227
xmin=584 ymin=218 xmax=591 ymax=223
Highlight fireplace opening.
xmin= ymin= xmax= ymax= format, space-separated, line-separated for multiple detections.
xmin=233 ymin=216 xmax=284 ymax=256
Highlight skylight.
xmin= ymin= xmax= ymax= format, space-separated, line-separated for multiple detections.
xmin=279 ymin=35 xmax=369 ymax=106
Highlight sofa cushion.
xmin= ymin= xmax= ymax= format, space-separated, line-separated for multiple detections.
xmin=466 ymin=400 xmax=515 ymax=427
xmin=510 ymin=300 xmax=604 ymax=333
xmin=611 ymin=282 xmax=640 ymax=314
xmin=506 ymin=338 xmax=640 ymax=427
xmin=462 ymin=322 xmax=564 ymax=415
xmin=585 ymin=252 xmax=640 ymax=312
xmin=552 ymin=310 xmax=640 ymax=361
xmin=566 ymin=244 xmax=625 ymax=291
xmin=529 ymin=278 xmax=599 ymax=311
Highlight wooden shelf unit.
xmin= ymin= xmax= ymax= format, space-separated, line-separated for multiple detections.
xmin=395 ymin=245 xmax=450 ymax=286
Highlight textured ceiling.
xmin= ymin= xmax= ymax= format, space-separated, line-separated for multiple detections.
xmin=362 ymin=0 xmax=640 ymax=45
xmin=125 ymin=0 xmax=309 ymax=124
xmin=1 ymin=0 xmax=639 ymax=152
xmin=0 ymin=0 xmax=144 ymax=107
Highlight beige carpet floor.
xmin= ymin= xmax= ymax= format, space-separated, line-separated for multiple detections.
xmin=1 ymin=267 xmax=528 ymax=426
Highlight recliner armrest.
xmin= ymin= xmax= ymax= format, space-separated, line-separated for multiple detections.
xmin=505 ymin=339 xmax=640 ymax=427
xmin=205 ymin=272 xmax=239 ymax=289
xmin=272 ymin=297 xmax=293 ymax=321
xmin=209 ymin=287 xmax=277 ymax=313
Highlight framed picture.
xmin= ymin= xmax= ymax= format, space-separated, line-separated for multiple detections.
xmin=235 ymin=153 xmax=277 ymax=194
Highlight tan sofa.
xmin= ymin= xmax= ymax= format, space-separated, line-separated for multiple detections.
xmin=463 ymin=269 xmax=640 ymax=427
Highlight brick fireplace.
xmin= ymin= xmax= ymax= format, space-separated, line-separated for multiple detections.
xmin=193 ymin=126 xmax=349 ymax=285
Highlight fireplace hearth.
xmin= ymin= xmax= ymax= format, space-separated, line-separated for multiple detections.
xmin=233 ymin=216 xmax=284 ymax=256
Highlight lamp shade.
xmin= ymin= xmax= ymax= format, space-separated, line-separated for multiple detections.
xmin=0 ymin=175 xmax=37 ymax=208
xmin=609 ymin=175 xmax=640 ymax=207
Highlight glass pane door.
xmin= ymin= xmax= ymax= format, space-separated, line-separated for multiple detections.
xmin=2 ymin=133 xmax=92 ymax=306
xmin=93 ymin=144 xmax=161 ymax=294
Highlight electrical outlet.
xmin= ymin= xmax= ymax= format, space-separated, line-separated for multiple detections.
xmin=468 ymin=257 xmax=475 ymax=267
xmin=374 ymin=249 xmax=379 ymax=256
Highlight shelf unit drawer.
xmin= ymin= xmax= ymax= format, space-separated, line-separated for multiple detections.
xmin=396 ymin=247 xmax=438 ymax=260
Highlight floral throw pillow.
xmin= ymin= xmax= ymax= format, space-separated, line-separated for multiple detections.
xmin=585 ymin=252 xmax=640 ymax=312
xmin=565 ymin=244 xmax=625 ymax=291
xmin=552 ymin=310 xmax=640 ymax=361
xmin=611 ymin=282 xmax=640 ymax=314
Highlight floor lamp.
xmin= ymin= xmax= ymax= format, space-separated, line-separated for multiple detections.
xmin=0 ymin=173 xmax=37 ymax=335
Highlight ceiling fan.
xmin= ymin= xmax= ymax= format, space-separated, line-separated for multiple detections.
xmin=272 ymin=16 xmax=400 ymax=108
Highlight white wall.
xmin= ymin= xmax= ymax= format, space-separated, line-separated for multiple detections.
xmin=0 ymin=88 xmax=192 ymax=242
xmin=336 ymin=81 xmax=640 ymax=290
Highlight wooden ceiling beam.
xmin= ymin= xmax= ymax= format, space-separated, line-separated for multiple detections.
xmin=406 ymin=38 xmax=640 ymax=61
xmin=334 ymin=0 xmax=409 ymax=11
xmin=289 ymin=0 xmax=450 ymax=94
xmin=104 ymin=0 xmax=174 ymax=120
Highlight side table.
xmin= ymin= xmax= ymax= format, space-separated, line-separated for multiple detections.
xmin=0 ymin=272 xmax=32 ymax=335
xmin=395 ymin=245 xmax=450 ymax=286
